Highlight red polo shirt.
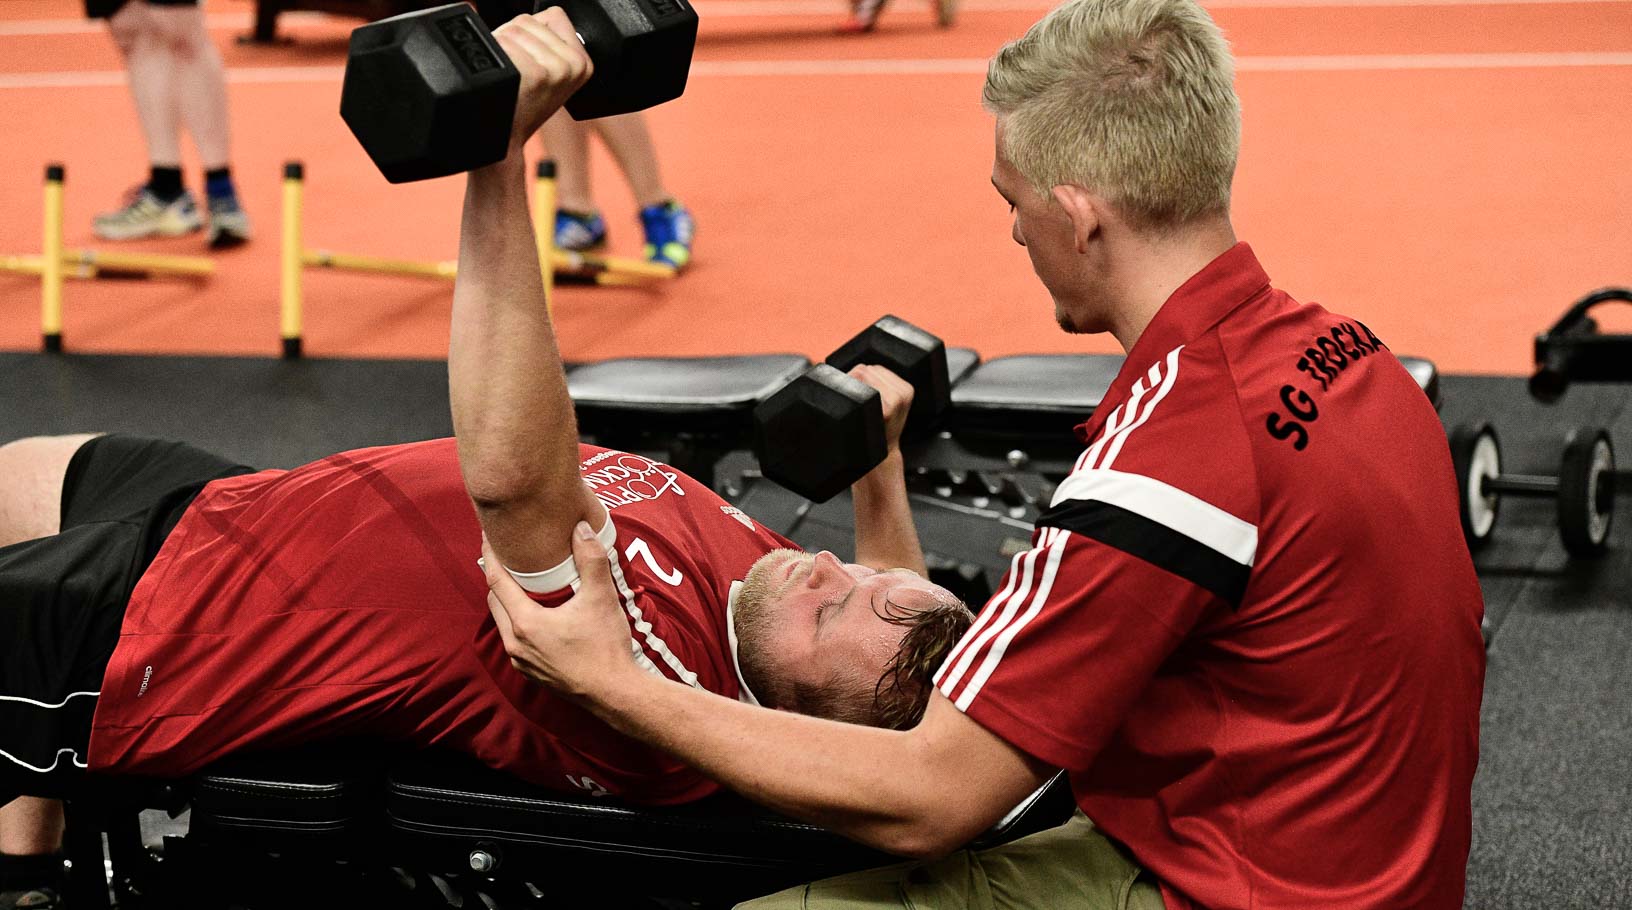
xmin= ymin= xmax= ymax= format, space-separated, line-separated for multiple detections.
xmin=89 ymin=439 xmax=796 ymax=804
xmin=936 ymin=244 xmax=1484 ymax=908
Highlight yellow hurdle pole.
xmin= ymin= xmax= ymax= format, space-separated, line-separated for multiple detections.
xmin=534 ymin=159 xmax=557 ymax=314
xmin=281 ymin=161 xmax=305 ymax=359
xmin=302 ymin=251 xmax=458 ymax=278
xmin=64 ymin=249 xmax=215 ymax=277
xmin=551 ymin=248 xmax=676 ymax=281
xmin=41 ymin=164 xmax=65 ymax=353
xmin=0 ymin=252 xmax=211 ymax=279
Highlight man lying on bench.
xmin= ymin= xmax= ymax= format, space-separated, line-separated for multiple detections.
xmin=0 ymin=7 xmax=971 ymax=867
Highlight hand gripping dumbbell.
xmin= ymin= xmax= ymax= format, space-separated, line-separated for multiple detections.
xmin=341 ymin=0 xmax=697 ymax=183
xmin=753 ymin=316 xmax=952 ymax=502
xmin=1450 ymin=423 xmax=1621 ymax=558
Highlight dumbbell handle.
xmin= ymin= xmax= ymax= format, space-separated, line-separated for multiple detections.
xmin=1482 ymin=473 xmax=1559 ymax=497
xmin=1485 ymin=468 xmax=1631 ymax=499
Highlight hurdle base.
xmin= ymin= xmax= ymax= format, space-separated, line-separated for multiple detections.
xmin=282 ymin=337 xmax=303 ymax=360
xmin=43 ymin=333 xmax=63 ymax=354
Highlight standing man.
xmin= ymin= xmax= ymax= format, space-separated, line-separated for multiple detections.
xmin=87 ymin=0 xmax=251 ymax=248
xmin=482 ymin=0 xmax=1487 ymax=908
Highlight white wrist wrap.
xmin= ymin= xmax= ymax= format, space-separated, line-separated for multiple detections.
xmin=480 ymin=515 xmax=617 ymax=593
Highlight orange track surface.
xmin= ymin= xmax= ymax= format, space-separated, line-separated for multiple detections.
xmin=1 ymin=0 xmax=1629 ymax=370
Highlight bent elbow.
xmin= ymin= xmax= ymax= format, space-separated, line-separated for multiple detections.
xmin=881 ymin=828 xmax=966 ymax=861
xmin=873 ymin=817 xmax=968 ymax=861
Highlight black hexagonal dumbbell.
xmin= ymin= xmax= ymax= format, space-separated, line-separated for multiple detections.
xmin=753 ymin=316 xmax=951 ymax=502
xmin=341 ymin=0 xmax=697 ymax=184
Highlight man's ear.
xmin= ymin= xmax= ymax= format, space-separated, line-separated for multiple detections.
xmin=1051 ymin=184 xmax=1100 ymax=254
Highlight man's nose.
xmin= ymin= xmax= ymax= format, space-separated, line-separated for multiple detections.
xmin=809 ymin=551 xmax=846 ymax=583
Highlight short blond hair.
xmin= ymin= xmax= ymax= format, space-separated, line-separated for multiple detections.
xmin=984 ymin=0 xmax=1241 ymax=230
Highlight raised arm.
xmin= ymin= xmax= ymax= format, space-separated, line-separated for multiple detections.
xmin=449 ymin=10 xmax=605 ymax=573
xmin=846 ymin=365 xmax=928 ymax=575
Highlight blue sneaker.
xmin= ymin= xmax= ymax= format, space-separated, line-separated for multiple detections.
xmin=554 ymin=209 xmax=607 ymax=252
xmin=640 ymin=200 xmax=694 ymax=269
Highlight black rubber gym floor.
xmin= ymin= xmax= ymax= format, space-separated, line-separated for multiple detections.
xmin=3 ymin=351 xmax=1628 ymax=909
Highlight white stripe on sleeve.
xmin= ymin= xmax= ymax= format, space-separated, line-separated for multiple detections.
xmin=954 ymin=528 xmax=1070 ymax=711
xmin=1049 ymin=469 xmax=1259 ymax=566
xmin=1096 ymin=346 xmax=1183 ymax=471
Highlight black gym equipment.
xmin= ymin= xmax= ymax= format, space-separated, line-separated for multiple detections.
xmin=1450 ymin=423 xmax=1621 ymax=558
xmin=1449 ymin=288 xmax=1632 ymax=558
xmin=1529 ymin=288 xmax=1632 ymax=403
xmin=341 ymin=0 xmax=697 ymax=183
xmin=753 ymin=316 xmax=953 ymax=503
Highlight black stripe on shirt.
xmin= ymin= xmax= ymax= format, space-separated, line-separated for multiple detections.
xmin=1036 ymin=499 xmax=1249 ymax=609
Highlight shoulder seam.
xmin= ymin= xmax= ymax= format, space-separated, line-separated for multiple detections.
xmin=1210 ymin=330 xmax=1267 ymax=534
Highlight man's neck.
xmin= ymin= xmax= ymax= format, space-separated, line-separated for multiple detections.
xmin=1104 ymin=217 xmax=1237 ymax=353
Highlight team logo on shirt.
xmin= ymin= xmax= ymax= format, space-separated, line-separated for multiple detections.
xmin=580 ymin=451 xmax=685 ymax=510
xmin=1266 ymin=321 xmax=1387 ymax=451
xmin=720 ymin=506 xmax=755 ymax=531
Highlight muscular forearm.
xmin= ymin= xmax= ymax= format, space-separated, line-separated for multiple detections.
xmin=587 ymin=666 xmax=961 ymax=856
xmin=449 ymin=152 xmax=598 ymax=571
xmin=851 ymin=451 xmax=927 ymax=574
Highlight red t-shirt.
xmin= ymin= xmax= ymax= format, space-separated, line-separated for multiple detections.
xmin=935 ymin=244 xmax=1485 ymax=909
xmin=89 ymin=439 xmax=795 ymax=805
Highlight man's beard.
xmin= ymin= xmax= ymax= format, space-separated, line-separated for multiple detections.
xmin=732 ymin=549 xmax=804 ymax=708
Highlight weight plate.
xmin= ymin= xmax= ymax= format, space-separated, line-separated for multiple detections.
xmin=1449 ymin=423 xmax=1501 ymax=548
xmin=1558 ymin=427 xmax=1614 ymax=558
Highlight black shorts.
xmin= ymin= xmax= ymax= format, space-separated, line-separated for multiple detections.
xmin=0 ymin=435 xmax=252 ymax=801
xmin=85 ymin=0 xmax=199 ymax=21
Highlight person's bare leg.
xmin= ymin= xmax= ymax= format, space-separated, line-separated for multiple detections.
xmin=591 ymin=113 xmax=669 ymax=208
xmin=0 ymin=800 xmax=64 ymax=857
xmin=0 ymin=434 xmax=101 ymax=861
xmin=111 ymin=2 xmax=184 ymax=168
xmin=0 ymin=435 xmax=100 ymax=548
xmin=150 ymin=4 xmax=230 ymax=170
xmin=540 ymin=113 xmax=596 ymax=212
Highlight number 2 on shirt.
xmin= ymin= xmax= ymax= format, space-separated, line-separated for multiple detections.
xmin=624 ymin=538 xmax=683 ymax=586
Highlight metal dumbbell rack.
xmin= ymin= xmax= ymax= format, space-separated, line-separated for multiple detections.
xmin=1453 ymin=288 xmax=1632 ymax=558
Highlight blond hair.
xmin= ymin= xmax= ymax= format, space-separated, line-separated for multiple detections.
xmin=984 ymin=0 xmax=1241 ymax=230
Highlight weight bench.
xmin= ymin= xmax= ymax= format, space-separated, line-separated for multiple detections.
xmin=55 ymin=747 xmax=1072 ymax=908
xmin=919 ymin=351 xmax=1442 ymax=474
xmin=569 ymin=349 xmax=981 ymax=491
xmin=384 ymin=751 xmax=1071 ymax=905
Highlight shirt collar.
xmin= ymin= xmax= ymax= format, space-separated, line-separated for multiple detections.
xmin=725 ymin=581 xmax=763 ymax=707
xmin=1074 ymin=242 xmax=1270 ymax=444
xmin=1122 ymin=241 xmax=1270 ymax=369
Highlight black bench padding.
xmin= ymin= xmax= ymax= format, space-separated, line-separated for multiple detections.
xmin=571 ymin=354 xmax=812 ymax=434
xmin=948 ymin=353 xmax=1124 ymax=459
xmin=385 ymin=751 xmax=893 ymax=902
xmin=187 ymin=748 xmax=383 ymax=846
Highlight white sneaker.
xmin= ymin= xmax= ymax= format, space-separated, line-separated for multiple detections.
xmin=92 ymin=188 xmax=203 ymax=241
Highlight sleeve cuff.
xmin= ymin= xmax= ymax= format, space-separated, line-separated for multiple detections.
xmin=478 ymin=515 xmax=617 ymax=594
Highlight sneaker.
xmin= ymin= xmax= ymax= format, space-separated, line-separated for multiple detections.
xmin=839 ymin=0 xmax=887 ymax=32
xmin=0 ymin=888 xmax=61 ymax=910
xmin=206 ymin=193 xmax=253 ymax=249
xmin=639 ymin=200 xmax=694 ymax=270
xmin=554 ymin=209 xmax=607 ymax=252
xmin=92 ymin=187 xmax=202 ymax=241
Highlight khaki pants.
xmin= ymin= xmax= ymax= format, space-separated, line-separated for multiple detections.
xmin=738 ymin=813 xmax=1165 ymax=910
